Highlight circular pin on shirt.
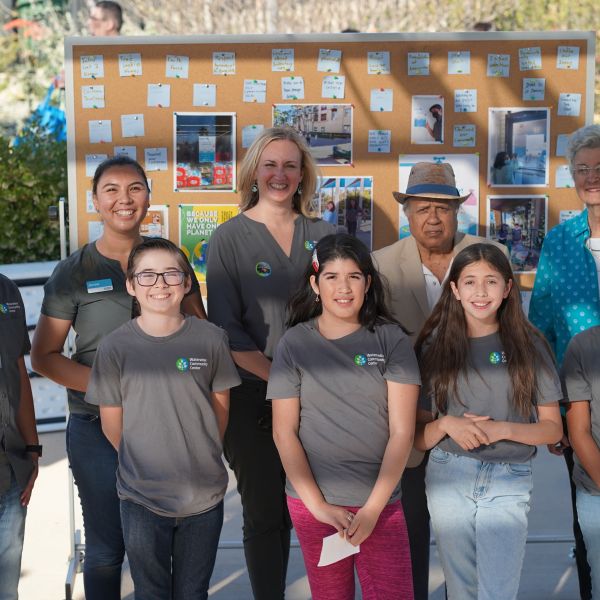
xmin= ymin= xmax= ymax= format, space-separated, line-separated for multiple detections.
xmin=354 ymin=354 xmax=367 ymax=366
xmin=255 ymin=262 xmax=272 ymax=277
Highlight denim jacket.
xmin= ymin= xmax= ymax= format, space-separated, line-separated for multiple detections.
xmin=530 ymin=209 xmax=600 ymax=367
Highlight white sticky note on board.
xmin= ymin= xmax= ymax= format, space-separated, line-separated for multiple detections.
xmin=85 ymin=154 xmax=108 ymax=177
xmin=281 ymin=76 xmax=304 ymax=100
xmin=367 ymin=51 xmax=390 ymax=75
xmin=147 ymin=84 xmax=171 ymax=107
xmin=272 ymin=48 xmax=294 ymax=72
xmin=487 ymin=54 xmax=510 ymax=77
xmin=193 ymin=84 xmax=216 ymax=107
xmin=213 ymin=52 xmax=236 ymax=75
xmin=318 ymin=532 xmax=359 ymax=567
xmin=317 ymin=49 xmax=342 ymax=73
xmin=322 ymin=75 xmax=345 ymax=99
xmin=370 ymin=88 xmax=393 ymax=112
xmin=556 ymin=165 xmax=575 ymax=188
xmin=242 ymin=124 xmax=265 ymax=148
xmin=557 ymin=46 xmax=580 ymax=70
xmin=166 ymin=55 xmax=189 ymax=79
xmin=114 ymin=146 xmax=137 ymax=160
xmin=560 ymin=209 xmax=582 ymax=223
xmin=407 ymin=52 xmax=430 ymax=76
xmin=368 ymin=130 xmax=391 ymax=153
xmin=556 ymin=134 xmax=569 ymax=157
xmin=448 ymin=51 xmax=470 ymax=75
xmin=454 ymin=89 xmax=477 ymax=113
xmin=81 ymin=55 xmax=104 ymax=79
xmin=243 ymin=80 xmax=267 ymax=103
xmin=558 ymin=93 xmax=582 ymax=117
xmin=86 ymin=190 xmax=95 ymax=213
xmin=88 ymin=221 xmax=104 ymax=242
xmin=81 ymin=85 xmax=105 ymax=109
xmin=89 ymin=120 xmax=112 ymax=144
xmin=118 ymin=53 xmax=142 ymax=77
xmin=519 ymin=47 xmax=542 ymax=71
xmin=453 ymin=124 xmax=476 ymax=148
xmin=522 ymin=78 xmax=545 ymax=101
xmin=121 ymin=114 xmax=145 ymax=138
xmin=144 ymin=147 xmax=168 ymax=172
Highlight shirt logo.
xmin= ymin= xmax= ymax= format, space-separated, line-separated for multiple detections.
xmin=0 ymin=304 xmax=8 ymax=314
xmin=176 ymin=358 xmax=190 ymax=372
xmin=304 ymin=240 xmax=317 ymax=251
xmin=255 ymin=262 xmax=272 ymax=277
xmin=176 ymin=357 xmax=209 ymax=372
xmin=489 ymin=351 xmax=507 ymax=365
xmin=354 ymin=354 xmax=367 ymax=366
xmin=0 ymin=302 xmax=20 ymax=315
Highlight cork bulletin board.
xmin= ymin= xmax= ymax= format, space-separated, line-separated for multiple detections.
xmin=65 ymin=31 xmax=596 ymax=288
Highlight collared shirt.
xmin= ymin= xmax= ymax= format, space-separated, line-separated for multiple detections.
xmin=530 ymin=209 xmax=600 ymax=367
xmin=422 ymin=263 xmax=449 ymax=311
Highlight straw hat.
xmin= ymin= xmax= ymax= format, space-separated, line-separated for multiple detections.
xmin=393 ymin=162 xmax=471 ymax=204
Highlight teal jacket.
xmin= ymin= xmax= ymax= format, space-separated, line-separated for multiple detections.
xmin=530 ymin=209 xmax=600 ymax=367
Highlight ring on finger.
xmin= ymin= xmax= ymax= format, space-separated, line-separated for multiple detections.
xmin=346 ymin=513 xmax=354 ymax=522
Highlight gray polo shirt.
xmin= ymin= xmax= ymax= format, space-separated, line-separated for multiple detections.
xmin=562 ymin=327 xmax=600 ymax=495
xmin=420 ymin=332 xmax=562 ymax=463
xmin=267 ymin=321 xmax=421 ymax=506
xmin=0 ymin=274 xmax=35 ymax=494
xmin=86 ymin=316 xmax=240 ymax=517
xmin=41 ymin=240 xmax=200 ymax=415
xmin=206 ymin=214 xmax=335 ymax=377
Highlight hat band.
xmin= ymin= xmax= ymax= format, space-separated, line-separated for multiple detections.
xmin=406 ymin=183 xmax=460 ymax=197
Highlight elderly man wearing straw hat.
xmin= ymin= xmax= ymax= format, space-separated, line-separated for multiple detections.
xmin=373 ymin=162 xmax=507 ymax=600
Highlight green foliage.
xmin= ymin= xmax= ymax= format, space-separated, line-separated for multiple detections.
xmin=0 ymin=131 xmax=66 ymax=263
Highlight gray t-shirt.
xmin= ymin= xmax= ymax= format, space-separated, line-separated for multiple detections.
xmin=41 ymin=240 xmax=200 ymax=415
xmin=267 ymin=321 xmax=421 ymax=506
xmin=85 ymin=316 xmax=241 ymax=517
xmin=0 ymin=274 xmax=35 ymax=494
xmin=562 ymin=326 xmax=600 ymax=495
xmin=420 ymin=332 xmax=562 ymax=463
xmin=206 ymin=214 xmax=335 ymax=378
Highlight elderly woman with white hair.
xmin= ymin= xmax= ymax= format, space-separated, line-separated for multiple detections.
xmin=530 ymin=124 xmax=600 ymax=600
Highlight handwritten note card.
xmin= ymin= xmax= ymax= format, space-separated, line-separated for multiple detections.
xmin=118 ymin=53 xmax=142 ymax=77
xmin=448 ymin=51 xmax=470 ymax=75
xmin=453 ymin=124 xmax=476 ymax=148
xmin=85 ymin=154 xmax=108 ymax=176
xmin=454 ymin=89 xmax=477 ymax=113
xmin=367 ymin=52 xmax=390 ymax=75
xmin=368 ymin=130 xmax=391 ymax=153
xmin=487 ymin=54 xmax=510 ymax=77
xmin=144 ymin=148 xmax=168 ymax=172
xmin=242 ymin=125 xmax=265 ymax=148
xmin=193 ymin=84 xmax=216 ymax=107
xmin=557 ymin=46 xmax=580 ymax=70
xmin=519 ymin=47 xmax=542 ymax=71
xmin=322 ymin=76 xmax=345 ymax=99
xmin=408 ymin=52 xmax=430 ymax=76
xmin=243 ymin=80 xmax=267 ymax=103
xmin=213 ymin=52 xmax=236 ymax=75
xmin=114 ymin=146 xmax=137 ymax=160
xmin=81 ymin=85 xmax=105 ymax=109
xmin=281 ymin=76 xmax=304 ymax=100
xmin=272 ymin=49 xmax=294 ymax=72
xmin=555 ymin=165 xmax=575 ymax=188
xmin=317 ymin=49 xmax=342 ymax=73
xmin=522 ymin=78 xmax=545 ymax=101
xmin=166 ymin=55 xmax=189 ymax=79
xmin=81 ymin=55 xmax=104 ymax=79
xmin=558 ymin=93 xmax=582 ymax=117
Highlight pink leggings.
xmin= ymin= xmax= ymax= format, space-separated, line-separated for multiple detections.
xmin=287 ymin=496 xmax=413 ymax=600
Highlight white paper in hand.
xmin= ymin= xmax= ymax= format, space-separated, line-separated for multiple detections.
xmin=318 ymin=531 xmax=360 ymax=567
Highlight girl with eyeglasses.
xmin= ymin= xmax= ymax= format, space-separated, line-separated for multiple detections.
xmin=86 ymin=237 xmax=240 ymax=599
xmin=31 ymin=157 xmax=205 ymax=600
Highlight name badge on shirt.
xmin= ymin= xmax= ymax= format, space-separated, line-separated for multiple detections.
xmin=86 ymin=278 xmax=113 ymax=293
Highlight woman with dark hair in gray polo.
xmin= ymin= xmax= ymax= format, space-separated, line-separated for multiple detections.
xmin=206 ymin=127 xmax=334 ymax=599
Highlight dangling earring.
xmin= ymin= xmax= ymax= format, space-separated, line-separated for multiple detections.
xmin=314 ymin=293 xmax=320 ymax=303
xmin=251 ymin=181 xmax=258 ymax=193
xmin=296 ymin=183 xmax=303 ymax=195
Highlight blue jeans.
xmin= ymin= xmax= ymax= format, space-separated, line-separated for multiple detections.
xmin=120 ymin=499 xmax=223 ymax=600
xmin=67 ymin=413 xmax=125 ymax=600
xmin=426 ymin=447 xmax=533 ymax=600
xmin=576 ymin=487 xmax=600 ymax=598
xmin=0 ymin=473 xmax=26 ymax=600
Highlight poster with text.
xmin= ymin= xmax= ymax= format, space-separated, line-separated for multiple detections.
xmin=398 ymin=154 xmax=479 ymax=239
xmin=174 ymin=113 xmax=236 ymax=191
xmin=178 ymin=204 xmax=238 ymax=281
xmin=314 ymin=177 xmax=372 ymax=249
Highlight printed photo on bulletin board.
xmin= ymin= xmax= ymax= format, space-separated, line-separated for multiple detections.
xmin=174 ymin=112 xmax=236 ymax=192
xmin=140 ymin=205 xmax=169 ymax=238
xmin=411 ymin=96 xmax=444 ymax=144
xmin=178 ymin=204 xmax=239 ymax=282
xmin=272 ymin=104 xmax=353 ymax=165
xmin=488 ymin=108 xmax=550 ymax=187
xmin=398 ymin=154 xmax=479 ymax=239
xmin=486 ymin=194 xmax=547 ymax=274
xmin=314 ymin=176 xmax=372 ymax=249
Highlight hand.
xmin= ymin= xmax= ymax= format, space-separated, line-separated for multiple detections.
xmin=464 ymin=413 xmax=508 ymax=445
xmin=346 ymin=506 xmax=380 ymax=546
xmin=441 ymin=414 xmax=490 ymax=451
xmin=547 ymin=434 xmax=570 ymax=456
xmin=20 ymin=461 xmax=39 ymax=507
xmin=310 ymin=501 xmax=354 ymax=537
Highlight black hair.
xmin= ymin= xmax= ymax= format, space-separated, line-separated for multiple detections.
xmin=96 ymin=0 xmax=123 ymax=31
xmin=493 ymin=151 xmax=510 ymax=170
xmin=126 ymin=237 xmax=190 ymax=283
xmin=286 ymin=233 xmax=407 ymax=332
xmin=92 ymin=156 xmax=149 ymax=194
xmin=429 ymin=104 xmax=442 ymax=112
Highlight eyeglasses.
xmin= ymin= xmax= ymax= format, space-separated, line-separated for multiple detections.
xmin=133 ymin=271 xmax=186 ymax=286
xmin=573 ymin=166 xmax=600 ymax=179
